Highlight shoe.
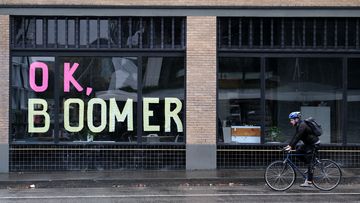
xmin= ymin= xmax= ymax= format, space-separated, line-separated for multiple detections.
xmin=300 ymin=181 xmax=313 ymax=187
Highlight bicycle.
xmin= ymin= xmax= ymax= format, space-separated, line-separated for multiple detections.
xmin=264 ymin=148 xmax=342 ymax=191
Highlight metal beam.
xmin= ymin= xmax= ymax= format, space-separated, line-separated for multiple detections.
xmin=2 ymin=8 xmax=360 ymax=17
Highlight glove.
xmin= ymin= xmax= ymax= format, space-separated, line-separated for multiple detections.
xmin=283 ymin=145 xmax=292 ymax=152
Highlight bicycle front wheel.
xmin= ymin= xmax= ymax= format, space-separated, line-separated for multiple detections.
xmin=313 ymin=159 xmax=342 ymax=191
xmin=265 ymin=161 xmax=296 ymax=191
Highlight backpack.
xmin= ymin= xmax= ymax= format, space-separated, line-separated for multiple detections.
xmin=304 ymin=117 xmax=323 ymax=136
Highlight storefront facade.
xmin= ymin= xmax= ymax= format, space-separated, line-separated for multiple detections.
xmin=0 ymin=1 xmax=360 ymax=172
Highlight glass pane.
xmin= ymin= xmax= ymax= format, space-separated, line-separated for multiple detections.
xmin=315 ymin=19 xmax=325 ymax=47
xmin=129 ymin=18 xmax=141 ymax=48
xmin=89 ymin=20 xmax=98 ymax=47
xmin=99 ymin=20 xmax=109 ymax=48
xmin=121 ymin=17 xmax=130 ymax=48
xmin=35 ymin=19 xmax=43 ymax=46
xmin=347 ymin=58 xmax=360 ymax=144
xmin=153 ymin=18 xmax=162 ymax=48
xmin=141 ymin=18 xmax=151 ymax=48
xmin=47 ymin=19 xmax=56 ymax=48
xmin=265 ymin=58 xmax=343 ymax=144
xmin=348 ymin=19 xmax=357 ymax=49
xmin=24 ymin=18 xmax=35 ymax=48
xmin=142 ymin=57 xmax=185 ymax=143
xmin=174 ymin=18 xmax=184 ymax=48
xmin=11 ymin=56 xmax=55 ymax=142
xmin=67 ymin=20 xmax=75 ymax=47
xmin=252 ymin=18 xmax=261 ymax=47
xmin=109 ymin=19 xmax=119 ymax=47
xmin=79 ymin=20 xmax=87 ymax=47
xmin=327 ymin=19 xmax=336 ymax=47
xmin=272 ymin=18 xmax=281 ymax=47
xmin=294 ymin=18 xmax=304 ymax=47
xmin=219 ymin=18 xmax=228 ymax=48
xmin=218 ymin=58 xmax=261 ymax=144
xmin=164 ymin=18 xmax=172 ymax=48
xmin=305 ymin=19 xmax=314 ymax=47
xmin=262 ymin=19 xmax=272 ymax=46
xmin=58 ymin=57 xmax=138 ymax=142
xmin=14 ymin=17 xmax=24 ymax=47
xmin=337 ymin=19 xmax=346 ymax=47
xmin=57 ymin=19 xmax=66 ymax=47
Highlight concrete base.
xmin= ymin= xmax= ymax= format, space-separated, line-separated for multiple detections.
xmin=0 ymin=144 xmax=8 ymax=172
xmin=186 ymin=144 xmax=216 ymax=170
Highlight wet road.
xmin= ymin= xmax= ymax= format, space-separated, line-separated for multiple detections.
xmin=0 ymin=182 xmax=359 ymax=202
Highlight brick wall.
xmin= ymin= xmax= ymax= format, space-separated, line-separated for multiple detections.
xmin=0 ymin=15 xmax=9 ymax=144
xmin=186 ymin=16 xmax=216 ymax=145
xmin=1 ymin=0 xmax=360 ymax=7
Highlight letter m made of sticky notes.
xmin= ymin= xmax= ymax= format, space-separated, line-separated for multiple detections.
xmin=28 ymin=98 xmax=50 ymax=133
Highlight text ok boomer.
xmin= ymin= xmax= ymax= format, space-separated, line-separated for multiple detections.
xmin=28 ymin=62 xmax=183 ymax=134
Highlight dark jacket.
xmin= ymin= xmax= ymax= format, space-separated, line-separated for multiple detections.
xmin=289 ymin=120 xmax=319 ymax=148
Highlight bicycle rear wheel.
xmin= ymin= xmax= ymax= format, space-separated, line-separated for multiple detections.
xmin=313 ymin=159 xmax=342 ymax=191
xmin=265 ymin=160 xmax=296 ymax=191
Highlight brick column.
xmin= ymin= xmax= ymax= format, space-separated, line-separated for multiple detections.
xmin=0 ymin=15 xmax=9 ymax=172
xmin=186 ymin=16 xmax=217 ymax=170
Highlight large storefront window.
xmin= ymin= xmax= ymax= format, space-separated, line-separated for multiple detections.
xmin=218 ymin=58 xmax=261 ymax=144
xmin=217 ymin=57 xmax=344 ymax=145
xmin=347 ymin=58 xmax=360 ymax=144
xmin=217 ymin=16 xmax=356 ymax=145
xmin=265 ymin=58 xmax=343 ymax=144
xmin=11 ymin=56 xmax=55 ymax=142
xmin=10 ymin=55 xmax=185 ymax=144
xmin=10 ymin=16 xmax=186 ymax=145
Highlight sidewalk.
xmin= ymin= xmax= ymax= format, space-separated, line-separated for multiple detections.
xmin=0 ymin=168 xmax=359 ymax=189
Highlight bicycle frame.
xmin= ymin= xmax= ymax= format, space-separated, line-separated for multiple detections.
xmin=282 ymin=152 xmax=310 ymax=180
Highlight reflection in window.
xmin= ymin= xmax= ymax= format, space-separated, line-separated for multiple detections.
xmin=11 ymin=56 xmax=55 ymax=142
xmin=58 ymin=57 xmax=138 ymax=142
xmin=142 ymin=57 xmax=185 ymax=143
xmin=347 ymin=59 xmax=360 ymax=144
xmin=266 ymin=58 xmax=343 ymax=144
xmin=218 ymin=58 xmax=261 ymax=144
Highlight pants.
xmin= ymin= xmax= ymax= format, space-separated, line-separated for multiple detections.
xmin=295 ymin=144 xmax=320 ymax=182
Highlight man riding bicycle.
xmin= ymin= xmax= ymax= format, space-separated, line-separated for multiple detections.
xmin=284 ymin=111 xmax=321 ymax=187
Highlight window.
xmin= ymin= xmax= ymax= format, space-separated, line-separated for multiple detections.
xmin=218 ymin=58 xmax=261 ymax=144
xmin=217 ymin=17 xmax=358 ymax=145
xmin=10 ymin=16 xmax=186 ymax=144
xmin=11 ymin=55 xmax=185 ymax=144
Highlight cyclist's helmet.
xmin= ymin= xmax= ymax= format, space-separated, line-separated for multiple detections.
xmin=288 ymin=111 xmax=301 ymax=119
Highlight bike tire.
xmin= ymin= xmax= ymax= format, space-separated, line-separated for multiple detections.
xmin=312 ymin=159 xmax=342 ymax=191
xmin=265 ymin=160 xmax=296 ymax=191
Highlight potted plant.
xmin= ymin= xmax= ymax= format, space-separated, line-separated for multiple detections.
xmin=267 ymin=126 xmax=283 ymax=143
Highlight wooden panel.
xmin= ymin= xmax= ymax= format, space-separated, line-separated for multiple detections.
xmin=231 ymin=127 xmax=261 ymax=136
